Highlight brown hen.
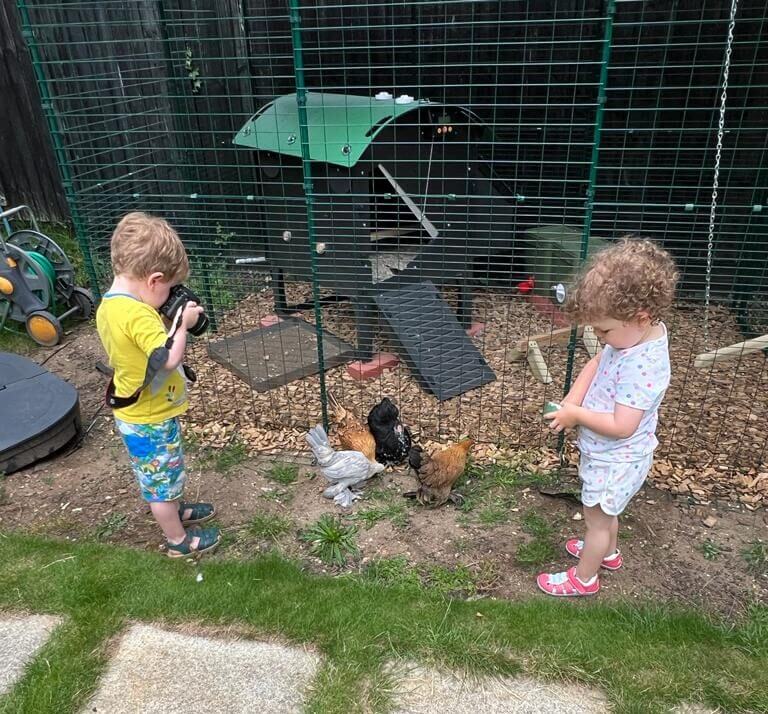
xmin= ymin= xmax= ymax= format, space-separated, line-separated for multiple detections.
xmin=404 ymin=438 xmax=474 ymax=507
xmin=327 ymin=393 xmax=377 ymax=463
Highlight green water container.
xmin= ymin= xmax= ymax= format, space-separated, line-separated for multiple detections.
xmin=524 ymin=225 xmax=608 ymax=295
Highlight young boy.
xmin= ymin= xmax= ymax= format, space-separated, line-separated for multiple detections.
xmin=96 ymin=212 xmax=220 ymax=557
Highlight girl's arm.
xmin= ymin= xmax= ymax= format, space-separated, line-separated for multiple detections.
xmin=561 ymin=354 xmax=600 ymax=406
xmin=547 ymin=401 xmax=644 ymax=439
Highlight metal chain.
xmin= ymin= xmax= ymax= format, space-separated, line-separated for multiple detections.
xmin=704 ymin=0 xmax=739 ymax=339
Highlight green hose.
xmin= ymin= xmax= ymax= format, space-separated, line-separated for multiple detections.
xmin=26 ymin=251 xmax=57 ymax=307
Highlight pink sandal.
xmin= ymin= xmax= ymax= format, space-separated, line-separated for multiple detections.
xmin=565 ymin=539 xmax=623 ymax=570
xmin=536 ymin=567 xmax=600 ymax=597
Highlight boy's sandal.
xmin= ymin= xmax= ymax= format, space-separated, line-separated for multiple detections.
xmin=178 ymin=502 xmax=216 ymax=525
xmin=165 ymin=527 xmax=221 ymax=558
xmin=565 ymin=538 xmax=623 ymax=570
xmin=536 ymin=567 xmax=600 ymax=597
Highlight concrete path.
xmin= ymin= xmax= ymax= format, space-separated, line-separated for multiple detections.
xmin=2 ymin=614 xmax=716 ymax=713
xmin=390 ymin=664 xmax=608 ymax=713
xmin=83 ymin=624 xmax=320 ymax=714
xmin=0 ymin=614 xmax=61 ymax=695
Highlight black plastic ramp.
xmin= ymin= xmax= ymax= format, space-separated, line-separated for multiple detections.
xmin=373 ymin=276 xmax=495 ymax=400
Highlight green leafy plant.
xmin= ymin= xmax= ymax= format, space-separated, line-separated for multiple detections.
xmin=302 ymin=514 xmax=359 ymax=567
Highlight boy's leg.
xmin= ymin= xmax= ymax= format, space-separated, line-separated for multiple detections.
xmin=576 ymin=505 xmax=616 ymax=581
xmin=117 ymin=417 xmax=202 ymax=549
xmin=151 ymin=501 xmax=200 ymax=547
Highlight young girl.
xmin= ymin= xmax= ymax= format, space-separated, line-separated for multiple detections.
xmin=539 ymin=238 xmax=678 ymax=597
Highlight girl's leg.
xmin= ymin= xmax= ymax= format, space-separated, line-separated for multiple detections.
xmin=608 ymin=515 xmax=619 ymax=557
xmin=576 ymin=505 xmax=616 ymax=581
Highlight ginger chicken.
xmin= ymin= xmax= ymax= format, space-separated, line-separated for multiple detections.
xmin=327 ymin=392 xmax=377 ymax=463
xmin=404 ymin=438 xmax=474 ymax=507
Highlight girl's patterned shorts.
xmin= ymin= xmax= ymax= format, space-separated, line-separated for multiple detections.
xmin=579 ymin=453 xmax=653 ymax=516
xmin=115 ymin=417 xmax=186 ymax=502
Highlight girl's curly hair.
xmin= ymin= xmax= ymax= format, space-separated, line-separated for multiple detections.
xmin=564 ymin=236 xmax=678 ymax=323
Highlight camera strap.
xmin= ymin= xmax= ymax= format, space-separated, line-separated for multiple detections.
xmin=105 ymin=306 xmax=196 ymax=409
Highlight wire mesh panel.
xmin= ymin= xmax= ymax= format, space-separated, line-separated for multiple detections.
xmin=18 ymin=0 xmax=768 ymax=502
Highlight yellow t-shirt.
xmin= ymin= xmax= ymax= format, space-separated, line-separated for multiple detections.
xmin=96 ymin=293 xmax=188 ymax=424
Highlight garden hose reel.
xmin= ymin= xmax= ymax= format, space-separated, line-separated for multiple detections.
xmin=0 ymin=205 xmax=94 ymax=346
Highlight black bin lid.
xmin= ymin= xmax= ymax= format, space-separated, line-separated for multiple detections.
xmin=0 ymin=352 xmax=79 ymax=454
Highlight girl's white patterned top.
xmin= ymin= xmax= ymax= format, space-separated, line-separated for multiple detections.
xmin=578 ymin=323 xmax=671 ymax=462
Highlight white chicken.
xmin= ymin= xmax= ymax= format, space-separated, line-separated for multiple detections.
xmin=305 ymin=425 xmax=385 ymax=506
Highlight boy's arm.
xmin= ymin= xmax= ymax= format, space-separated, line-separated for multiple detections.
xmin=164 ymin=302 xmax=203 ymax=370
xmin=561 ymin=354 xmax=600 ymax=406
xmin=163 ymin=325 xmax=188 ymax=370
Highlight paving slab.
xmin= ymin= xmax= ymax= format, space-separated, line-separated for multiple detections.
xmin=84 ymin=624 xmax=320 ymax=714
xmin=0 ymin=614 xmax=61 ymax=695
xmin=390 ymin=664 xmax=608 ymax=714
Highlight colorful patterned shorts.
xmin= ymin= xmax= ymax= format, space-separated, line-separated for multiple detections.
xmin=579 ymin=453 xmax=653 ymax=516
xmin=115 ymin=417 xmax=186 ymax=502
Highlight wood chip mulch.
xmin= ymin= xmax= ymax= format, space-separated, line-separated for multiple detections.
xmin=184 ymin=280 xmax=768 ymax=508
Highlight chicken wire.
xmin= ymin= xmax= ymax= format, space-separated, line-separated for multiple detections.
xmin=17 ymin=0 xmax=768 ymax=491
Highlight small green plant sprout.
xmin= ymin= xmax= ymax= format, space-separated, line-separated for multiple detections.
xmin=94 ymin=513 xmax=129 ymax=540
xmin=302 ymin=514 xmax=360 ymax=567
xmin=267 ymin=462 xmax=299 ymax=485
xmin=699 ymin=539 xmax=722 ymax=561
xmin=742 ymin=541 xmax=768 ymax=575
xmin=184 ymin=46 xmax=202 ymax=93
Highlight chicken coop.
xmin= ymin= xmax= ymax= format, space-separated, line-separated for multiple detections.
xmin=13 ymin=0 xmax=768 ymax=498
xmin=228 ymin=91 xmax=518 ymax=399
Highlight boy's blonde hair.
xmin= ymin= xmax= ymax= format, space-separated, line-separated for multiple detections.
xmin=565 ymin=237 xmax=678 ymax=323
xmin=110 ymin=212 xmax=189 ymax=283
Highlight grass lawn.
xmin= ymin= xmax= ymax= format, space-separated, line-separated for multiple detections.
xmin=1 ymin=532 xmax=766 ymax=714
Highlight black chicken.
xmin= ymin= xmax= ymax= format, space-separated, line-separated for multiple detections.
xmin=367 ymin=397 xmax=412 ymax=466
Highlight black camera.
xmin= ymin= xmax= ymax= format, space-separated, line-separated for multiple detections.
xmin=159 ymin=284 xmax=209 ymax=336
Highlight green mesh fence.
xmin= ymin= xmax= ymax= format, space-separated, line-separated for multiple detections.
xmin=17 ymin=0 xmax=768 ymax=495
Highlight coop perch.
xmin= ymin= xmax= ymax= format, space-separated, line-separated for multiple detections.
xmin=694 ymin=334 xmax=768 ymax=369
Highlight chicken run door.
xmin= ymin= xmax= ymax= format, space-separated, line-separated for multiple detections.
xmin=373 ymin=275 xmax=496 ymax=400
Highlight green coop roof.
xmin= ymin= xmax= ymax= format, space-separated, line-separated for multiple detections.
xmin=233 ymin=92 xmax=434 ymax=168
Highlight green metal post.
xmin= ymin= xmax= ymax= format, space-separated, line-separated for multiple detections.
xmin=17 ymin=0 xmax=102 ymax=300
xmin=559 ymin=0 xmax=616 ymax=457
xmin=288 ymin=0 xmax=329 ymax=431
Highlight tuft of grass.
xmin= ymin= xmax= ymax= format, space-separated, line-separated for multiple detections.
xmin=362 ymin=555 xmax=422 ymax=591
xmin=743 ymin=541 xmax=768 ymax=575
xmin=517 ymin=509 xmax=557 ymax=567
xmin=248 ymin=513 xmax=293 ymax=542
xmin=700 ymin=539 xmax=723 ymax=561
xmin=196 ymin=440 xmax=247 ymax=474
xmin=521 ymin=509 xmax=554 ymax=539
xmin=302 ymin=514 xmax=360 ymax=567
xmin=477 ymin=501 xmax=510 ymax=527
xmin=424 ymin=563 xmax=478 ymax=598
xmin=260 ymin=488 xmax=294 ymax=506
xmin=516 ymin=540 xmax=557 ymax=568
xmin=354 ymin=504 xmax=409 ymax=530
xmin=93 ymin=513 xmax=129 ymax=541
xmin=267 ymin=462 xmax=299 ymax=485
